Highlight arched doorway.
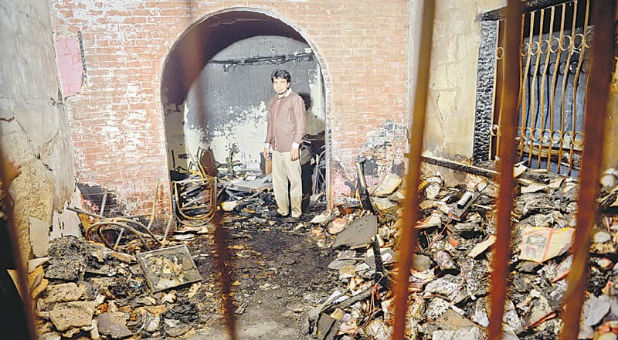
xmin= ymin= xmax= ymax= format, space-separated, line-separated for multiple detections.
xmin=160 ymin=8 xmax=330 ymax=205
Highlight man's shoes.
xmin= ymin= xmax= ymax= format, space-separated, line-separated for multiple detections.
xmin=268 ymin=210 xmax=288 ymax=219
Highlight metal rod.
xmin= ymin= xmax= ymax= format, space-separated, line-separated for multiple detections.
xmin=526 ymin=8 xmax=545 ymax=166
xmin=557 ymin=1 xmax=579 ymax=174
xmin=488 ymin=1 xmax=522 ymax=339
xmin=174 ymin=5 xmax=236 ymax=337
xmin=567 ymin=0 xmax=590 ymax=175
xmin=100 ymin=190 xmax=108 ymax=216
xmin=421 ymin=155 xmax=498 ymax=178
xmin=547 ymin=4 xmax=567 ymax=171
xmin=518 ymin=11 xmax=537 ymax=160
xmin=536 ymin=6 xmax=555 ymax=166
xmin=161 ymin=214 xmax=174 ymax=246
xmin=391 ymin=0 xmax=435 ymax=338
xmin=146 ymin=179 xmax=159 ymax=230
xmin=559 ymin=1 xmax=614 ymax=338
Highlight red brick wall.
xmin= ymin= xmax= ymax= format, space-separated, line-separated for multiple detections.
xmin=52 ymin=0 xmax=409 ymax=212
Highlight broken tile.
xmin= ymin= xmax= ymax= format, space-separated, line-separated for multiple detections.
xmin=49 ymin=301 xmax=95 ymax=331
xmin=143 ymin=313 xmax=160 ymax=333
xmin=521 ymin=182 xmax=548 ymax=194
xmin=433 ymin=250 xmax=456 ymax=270
xmin=311 ymin=211 xmax=334 ymax=226
xmin=425 ymin=297 xmax=450 ymax=320
xmin=372 ymin=196 xmax=398 ymax=213
xmin=370 ymin=173 xmax=402 ymax=197
xmin=333 ymin=214 xmax=378 ymax=248
xmin=163 ymin=319 xmax=191 ymax=337
xmin=583 ymin=295 xmax=612 ymax=326
xmin=432 ymin=326 xmax=485 ymax=340
xmin=416 ymin=211 xmax=442 ymax=229
xmin=43 ymin=282 xmax=85 ymax=304
xmin=327 ymin=217 xmax=348 ymax=235
xmin=97 ymin=312 xmax=132 ymax=339
xmin=468 ymin=235 xmax=496 ymax=258
xmin=525 ymin=290 xmax=553 ymax=327
xmin=365 ymin=319 xmax=390 ymax=340
xmin=328 ymin=250 xmax=357 ymax=270
xmin=594 ymin=231 xmax=612 ymax=243
xmin=514 ymin=163 xmax=527 ymax=178
xmin=39 ymin=332 xmax=61 ymax=340
xmin=435 ymin=308 xmax=475 ymax=330
xmin=423 ymin=274 xmax=463 ymax=302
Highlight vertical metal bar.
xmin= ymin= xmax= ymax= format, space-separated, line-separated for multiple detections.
xmin=518 ymin=11 xmax=536 ymax=160
xmin=547 ymin=4 xmax=567 ymax=171
xmin=391 ymin=0 xmax=435 ymax=338
xmin=494 ymin=21 xmax=504 ymax=158
xmin=176 ymin=5 xmax=237 ymax=339
xmin=559 ymin=0 xmax=615 ymax=339
xmin=536 ymin=7 xmax=555 ymax=166
xmin=567 ymin=0 xmax=590 ymax=175
xmin=100 ymin=190 xmax=108 ymax=216
xmin=487 ymin=1 xmax=522 ymax=339
xmin=527 ymin=9 xmax=545 ymax=166
xmin=557 ymin=1 xmax=579 ymax=174
xmin=0 ymin=151 xmax=36 ymax=338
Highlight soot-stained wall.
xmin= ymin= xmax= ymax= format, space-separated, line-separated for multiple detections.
xmin=165 ymin=35 xmax=325 ymax=171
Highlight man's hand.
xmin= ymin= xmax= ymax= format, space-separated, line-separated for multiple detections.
xmin=290 ymin=147 xmax=300 ymax=161
xmin=263 ymin=147 xmax=270 ymax=160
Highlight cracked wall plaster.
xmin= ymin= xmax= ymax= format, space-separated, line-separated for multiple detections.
xmin=1 ymin=0 xmax=77 ymax=260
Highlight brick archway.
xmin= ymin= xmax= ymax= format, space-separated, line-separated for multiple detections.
xmin=160 ymin=7 xmax=333 ymax=206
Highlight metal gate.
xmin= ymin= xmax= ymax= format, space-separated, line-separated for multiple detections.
xmin=498 ymin=0 xmax=592 ymax=175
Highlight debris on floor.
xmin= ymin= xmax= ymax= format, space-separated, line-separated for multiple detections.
xmin=307 ymin=165 xmax=618 ymax=340
xmin=28 ymin=162 xmax=618 ymax=340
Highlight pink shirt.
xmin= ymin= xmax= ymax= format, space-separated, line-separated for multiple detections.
xmin=265 ymin=90 xmax=307 ymax=152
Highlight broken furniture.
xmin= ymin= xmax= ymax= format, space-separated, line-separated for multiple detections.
xmin=172 ymin=174 xmax=217 ymax=227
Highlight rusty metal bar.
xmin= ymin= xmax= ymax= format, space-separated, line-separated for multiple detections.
xmin=536 ymin=7 xmax=555 ymax=166
xmin=518 ymin=11 xmax=536 ymax=160
xmin=175 ymin=6 xmax=237 ymax=339
xmin=494 ymin=20 xmax=505 ymax=157
xmin=526 ymin=8 xmax=545 ymax=166
xmin=557 ymin=1 xmax=579 ymax=174
xmin=567 ymin=0 xmax=590 ymax=175
xmin=391 ymin=0 xmax=435 ymax=339
xmin=487 ymin=1 xmax=522 ymax=339
xmin=559 ymin=0 xmax=615 ymax=338
xmin=547 ymin=4 xmax=567 ymax=171
xmin=0 ymin=151 xmax=36 ymax=338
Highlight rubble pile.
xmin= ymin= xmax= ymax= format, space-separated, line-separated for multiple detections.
xmin=309 ymin=166 xmax=618 ymax=340
xmin=32 ymin=236 xmax=217 ymax=340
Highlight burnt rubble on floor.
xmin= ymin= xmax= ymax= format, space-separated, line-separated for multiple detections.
xmin=26 ymin=162 xmax=618 ymax=339
xmin=31 ymin=182 xmax=335 ymax=339
xmin=309 ymin=165 xmax=618 ymax=340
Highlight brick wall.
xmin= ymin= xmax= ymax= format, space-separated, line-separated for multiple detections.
xmin=51 ymin=0 xmax=409 ymax=212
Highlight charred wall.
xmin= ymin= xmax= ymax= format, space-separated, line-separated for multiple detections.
xmin=0 ymin=1 xmax=80 ymax=261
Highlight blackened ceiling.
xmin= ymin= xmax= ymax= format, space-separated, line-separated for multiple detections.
xmin=162 ymin=11 xmax=306 ymax=104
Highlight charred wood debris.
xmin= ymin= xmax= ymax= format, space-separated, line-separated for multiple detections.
xmin=19 ymin=154 xmax=618 ymax=339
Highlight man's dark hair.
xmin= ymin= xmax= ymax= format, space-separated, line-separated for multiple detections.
xmin=271 ymin=69 xmax=291 ymax=83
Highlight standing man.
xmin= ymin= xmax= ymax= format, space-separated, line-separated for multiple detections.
xmin=264 ymin=69 xmax=306 ymax=219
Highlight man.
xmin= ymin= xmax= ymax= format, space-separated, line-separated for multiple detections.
xmin=264 ymin=69 xmax=306 ymax=219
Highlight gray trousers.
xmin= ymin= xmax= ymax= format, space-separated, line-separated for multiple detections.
xmin=271 ymin=150 xmax=302 ymax=217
